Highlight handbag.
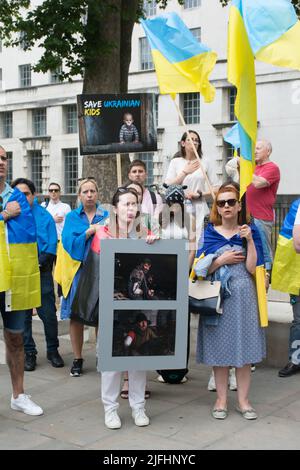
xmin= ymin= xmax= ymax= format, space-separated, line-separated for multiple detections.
xmin=188 ymin=278 xmax=222 ymax=316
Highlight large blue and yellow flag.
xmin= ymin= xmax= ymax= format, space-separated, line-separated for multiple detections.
xmin=141 ymin=12 xmax=217 ymax=102
xmin=272 ymin=199 xmax=300 ymax=295
xmin=0 ymin=189 xmax=41 ymax=311
xmin=228 ymin=0 xmax=257 ymax=198
xmin=228 ymin=0 xmax=300 ymax=197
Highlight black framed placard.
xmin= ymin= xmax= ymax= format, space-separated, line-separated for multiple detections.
xmin=77 ymin=93 xmax=157 ymax=155
xmin=97 ymin=239 xmax=189 ymax=371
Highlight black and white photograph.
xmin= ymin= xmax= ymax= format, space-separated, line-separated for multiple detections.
xmin=114 ymin=253 xmax=178 ymax=301
xmin=112 ymin=309 xmax=176 ymax=357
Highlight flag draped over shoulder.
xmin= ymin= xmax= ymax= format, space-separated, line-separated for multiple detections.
xmin=272 ymin=199 xmax=300 ymax=295
xmin=191 ymin=223 xmax=268 ymax=327
xmin=141 ymin=12 xmax=217 ymax=102
xmin=54 ymin=205 xmax=108 ymax=298
xmin=228 ymin=0 xmax=300 ymax=197
xmin=1 ymin=189 xmax=41 ymax=311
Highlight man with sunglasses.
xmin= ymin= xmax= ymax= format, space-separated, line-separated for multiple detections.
xmin=41 ymin=183 xmax=71 ymax=240
xmin=0 ymin=146 xmax=43 ymax=415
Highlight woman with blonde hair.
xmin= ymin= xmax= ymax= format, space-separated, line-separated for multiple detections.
xmin=55 ymin=178 xmax=108 ymax=377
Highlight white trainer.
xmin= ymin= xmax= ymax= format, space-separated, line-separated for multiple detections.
xmin=132 ymin=408 xmax=150 ymax=427
xmin=229 ymin=368 xmax=237 ymax=391
xmin=156 ymin=375 xmax=165 ymax=383
xmin=11 ymin=394 xmax=43 ymax=416
xmin=207 ymin=372 xmax=216 ymax=391
xmin=104 ymin=409 xmax=121 ymax=429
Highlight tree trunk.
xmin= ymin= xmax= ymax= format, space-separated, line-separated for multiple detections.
xmin=82 ymin=0 xmax=139 ymax=203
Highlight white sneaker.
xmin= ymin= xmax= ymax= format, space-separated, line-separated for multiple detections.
xmin=132 ymin=408 xmax=150 ymax=427
xmin=207 ymin=372 xmax=216 ymax=391
xmin=156 ymin=375 xmax=165 ymax=383
xmin=251 ymin=364 xmax=256 ymax=372
xmin=229 ymin=368 xmax=237 ymax=391
xmin=104 ymin=409 xmax=121 ymax=429
xmin=11 ymin=394 xmax=43 ymax=416
xmin=181 ymin=376 xmax=188 ymax=383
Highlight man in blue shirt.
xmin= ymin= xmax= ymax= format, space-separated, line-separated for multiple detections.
xmin=0 ymin=146 xmax=43 ymax=416
xmin=11 ymin=178 xmax=64 ymax=372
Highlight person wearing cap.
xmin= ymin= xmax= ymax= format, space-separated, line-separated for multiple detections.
xmin=160 ymin=184 xmax=196 ymax=268
xmin=124 ymin=312 xmax=158 ymax=356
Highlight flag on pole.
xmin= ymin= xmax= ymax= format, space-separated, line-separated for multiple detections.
xmin=1 ymin=189 xmax=41 ymax=311
xmin=272 ymin=199 xmax=300 ymax=295
xmin=228 ymin=0 xmax=300 ymax=197
xmin=141 ymin=12 xmax=217 ymax=102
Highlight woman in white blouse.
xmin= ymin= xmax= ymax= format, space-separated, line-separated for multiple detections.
xmin=165 ymin=130 xmax=219 ymax=243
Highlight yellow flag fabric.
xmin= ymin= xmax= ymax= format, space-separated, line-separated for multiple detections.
xmin=54 ymin=242 xmax=81 ymax=299
xmin=272 ymin=235 xmax=300 ymax=295
xmin=256 ymin=21 xmax=300 ymax=70
xmin=0 ymin=220 xmax=11 ymax=292
xmin=8 ymin=243 xmax=41 ymax=311
xmin=254 ymin=266 xmax=268 ymax=327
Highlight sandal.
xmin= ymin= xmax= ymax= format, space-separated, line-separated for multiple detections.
xmin=120 ymin=378 xmax=129 ymax=399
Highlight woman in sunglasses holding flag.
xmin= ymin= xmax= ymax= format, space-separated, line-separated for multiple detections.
xmin=192 ymin=182 xmax=266 ymax=421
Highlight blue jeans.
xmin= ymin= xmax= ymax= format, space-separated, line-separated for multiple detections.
xmin=23 ymin=271 xmax=59 ymax=354
xmin=0 ymin=292 xmax=26 ymax=333
xmin=289 ymin=295 xmax=300 ymax=365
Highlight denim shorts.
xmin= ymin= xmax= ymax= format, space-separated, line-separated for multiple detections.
xmin=0 ymin=292 xmax=26 ymax=333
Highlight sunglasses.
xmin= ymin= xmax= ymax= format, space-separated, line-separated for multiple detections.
xmin=216 ymin=198 xmax=238 ymax=208
xmin=0 ymin=155 xmax=8 ymax=162
xmin=78 ymin=176 xmax=96 ymax=182
xmin=49 ymin=188 xmax=60 ymax=193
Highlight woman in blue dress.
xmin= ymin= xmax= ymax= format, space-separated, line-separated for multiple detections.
xmin=194 ymin=182 xmax=266 ymax=420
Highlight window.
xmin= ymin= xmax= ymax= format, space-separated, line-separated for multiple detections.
xmin=184 ymin=0 xmax=201 ymax=9
xmin=190 ymin=27 xmax=201 ymax=42
xmin=19 ymin=64 xmax=31 ymax=87
xmin=0 ymin=112 xmax=13 ymax=138
xmin=19 ymin=31 xmax=30 ymax=50
xmin=139 ymin=37 xmax=153 ymax=71
xmin=225 ymin=143 xmax=235 ymax=161
xmin=29 ymin=151 xmax=43 ymax=193
xmin=229 ymin=87 xmax=237 ymax=121
xmin=183 ymin=93 xmax=200 ymax=124
xmin=50 ymin=65 xmax=63 ymax=84
xmin=143 ymin=0 xmax=156 ymax=17
xmin=64 ymin=148 xmax=78 ymax=194
xmin=135 ymin=153 xmax=154 ymax=186
xmin=155 ymin=95 xmax=159 ymax=128
xmin=6 ymin=152 xmax=13 ymax=184
xmin=32 ymin=108 xmax=47 ymax=136
xmin=64 ymin=104 xmax=78 ymax=134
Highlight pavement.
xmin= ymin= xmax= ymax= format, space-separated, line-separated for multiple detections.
xmin=1 ymin=313 xmax=300 ymax=451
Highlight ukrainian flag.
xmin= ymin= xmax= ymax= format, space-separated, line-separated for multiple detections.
xmin=0 ymin=219 xmax=11 ymax=292
xmin=228 ymin=1 xmax=300 ymax=197
xmin=54 ymin=205 xmax=108 ymax=298
xmin=141 ymin=12 xmax=217 ymax=102
xmin=272 ymin=199 xmax=300 ymax=295
xmin=228 ymin=0 xmax=257 ymax=197
xmin=240 ymin=0 xmax=300 ymax=71
xmin=3 ymin=189 xmax=41 ymax=311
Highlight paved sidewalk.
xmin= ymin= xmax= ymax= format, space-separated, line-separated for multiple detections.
xmin=0 ymin=333 xmax=300 ymax=450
